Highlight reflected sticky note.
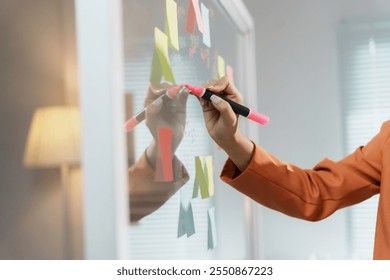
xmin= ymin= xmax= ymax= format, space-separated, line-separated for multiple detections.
xmin=194 ymin=156 xmax=214 ymax=199
xmin=207 ymin=207 xmax=217 ymax=250
xmin=151 ymin=27 xmax=176 ymax=85
xmin=155 ymin=127 xmax=173 ymax=182
xmin=217 ymin=56 xmax=225 ymax=79
xmin=201 ymin=3 xmax=211 ymax=47
xmin=150 ymin=51 xmax=162 ymax=86
xmin=165 ymin=0 xmax=180 ymax=51
xmin=177 ymin=200 xmax=196 ymax=238
xmin=186 ymin=0 xmax=204 ymax=34
xmin=227 ymin=65 xmax=234 ymax=84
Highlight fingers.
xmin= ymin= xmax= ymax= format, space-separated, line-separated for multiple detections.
xmin=203 ymin=76 xmax=243 ymax=104
xmin=145 ymin=84 xmax=167 ymax=107
xmin=209 ymin=95 xmax=237 ymax=125
xmin=146 ymin=96 xmax=163 ymax=116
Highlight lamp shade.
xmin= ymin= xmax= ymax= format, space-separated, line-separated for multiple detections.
xmin=24 ymin=106 xmax=81 ymax=167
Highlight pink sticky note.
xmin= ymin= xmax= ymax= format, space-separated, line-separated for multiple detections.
xmin=186 ymin=0 xmax=204 ymax=34
xmin=155 ymin=127 xmax=173 ymax=182
xmin=227 ymin=65 xmax=234 ymax=84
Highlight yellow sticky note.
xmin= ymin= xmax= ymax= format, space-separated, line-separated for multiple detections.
xmin=204 ymin=156 xmax=214 ymax=197
xmin=154 ymin=27 xmax=176 ymax=84
xmin=165 ymin=0 xmax=180 ymax=51
xmin=217 ymin=55 xmax=225 ymax=79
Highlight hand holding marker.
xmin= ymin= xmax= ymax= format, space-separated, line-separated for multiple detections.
xmin=184 ymin=84 xmax=270 ymax=126
xmin=124 ymin=83 xmax=269 ymax=132
xmin=124 ymin=85 xmax=186 ymax=132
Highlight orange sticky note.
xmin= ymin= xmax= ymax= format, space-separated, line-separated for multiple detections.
xmin=186 ymin=0 xmax=204 ymax=34
xmin=155 ymin=127 xmax=173 ymax=182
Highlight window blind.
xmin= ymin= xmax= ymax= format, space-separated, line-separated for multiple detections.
xmin=339 ymin=22 xmax=390 ymax=259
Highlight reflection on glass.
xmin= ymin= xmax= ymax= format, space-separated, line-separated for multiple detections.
xmin=128 ymin=84 xmax=189 ymax=222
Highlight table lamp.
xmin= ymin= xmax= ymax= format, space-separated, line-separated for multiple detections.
xmin=23 ymin=106 xmax=81 ymax=259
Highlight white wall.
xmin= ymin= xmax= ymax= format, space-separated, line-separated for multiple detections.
xmin=243 ymin=0 xmax=390 ymax=259
xmin=0 ymin=0 xmax=82 ymax=259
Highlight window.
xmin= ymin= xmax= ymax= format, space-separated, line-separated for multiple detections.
xmin=123 ymin=0 xmax=253 ymax=259
xmin=339 ymin=21 xmax=390 ymax=259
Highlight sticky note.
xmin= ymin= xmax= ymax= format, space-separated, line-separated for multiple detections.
xmin=194 ymin=156 xmax=214 ymax=199
xmin=192 ymin=177 xmax=199 ymax=198
xmin=195 ymin=156 xmax=208 ymax=198
xmin=155 ymin=127 xmax=173 ymax=182
xmin=201 ymin=3 xmax=211 ymax=47
xmin=150 ymin=27 xmax=176 ymax=86
xmin=150 ymin=51 xmax=162 ymax=86
xmin=204 ymin=156 xmax=214 ymax=197
xmin=217 ymin=55 xmax=225 ymax=79
xmin=226 ymin=65 xmax=234 ymax=84
xmin=186 ymin=0 xmax=204 ymax=34
xmin=207 ymin=207 xmax=217 ymax=249
xmin=177 ymin=200 xmax=196 ymax=238
xmin=165 ymin=0 xmax=180 ymax=51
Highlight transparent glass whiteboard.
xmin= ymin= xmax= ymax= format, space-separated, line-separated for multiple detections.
xmin=123 ymin=0 xmax=253 ymax=259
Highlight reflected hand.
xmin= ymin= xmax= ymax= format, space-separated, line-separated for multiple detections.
xmin=144 ymin=83 xmax=189 ymax=167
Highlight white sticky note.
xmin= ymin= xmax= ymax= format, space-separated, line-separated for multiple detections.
xmin=201 ymin=3 xmax=211 ymax=47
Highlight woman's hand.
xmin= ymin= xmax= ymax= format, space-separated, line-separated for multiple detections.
xmin=200 ymin=76 xmax=254 ymax=171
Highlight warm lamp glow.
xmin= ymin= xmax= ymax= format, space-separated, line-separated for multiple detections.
xmin=24 ymin=106 xmax=81 ymax=167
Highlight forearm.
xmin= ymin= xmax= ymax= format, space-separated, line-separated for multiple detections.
xmin=219 ymin=131 xmax=254 ymax=171
xmin=221 ymin=144 xmax=380 ymax=221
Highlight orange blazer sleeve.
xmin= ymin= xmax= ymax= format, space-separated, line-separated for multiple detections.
xmin=221 ymin=122 xmax=390 ymax=221
xmin=128 ymin=152 xmax=189 ymax=223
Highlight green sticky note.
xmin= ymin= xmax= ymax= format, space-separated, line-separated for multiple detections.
xmin=150 ymin=50 xmax=162 ymax=86
xmin=207 ymin=207 xmax=217 ymax=250
xmin=195 ymin=156 xmax=209 ymax=199
xmin=154 ymin=27 xmax=176 ymax=84
xmin=192 ymin=177 xmax=199 ymax=198
xmin=217 ymin=55 xmax=225 ymax=79
xmin=165 ymin=0 xmax=180 ymax=51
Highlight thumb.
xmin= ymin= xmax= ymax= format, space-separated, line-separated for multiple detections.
xmin=210 ymin=95 xmax=237 ymax=125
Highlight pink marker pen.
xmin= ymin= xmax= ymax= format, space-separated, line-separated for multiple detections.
xmin=184 ymin=84 xmax=270 ymax=126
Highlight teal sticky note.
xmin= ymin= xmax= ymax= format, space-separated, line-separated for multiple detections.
xmin=177 ymin=202 xmax=187 ymax=238
xmin=177 ymin=200 xmax=195 ymax=238
xmin=207 ymin=207 xmax=217 ymax=250
xmin=185 ymin=202 xmax=195 ymax=237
